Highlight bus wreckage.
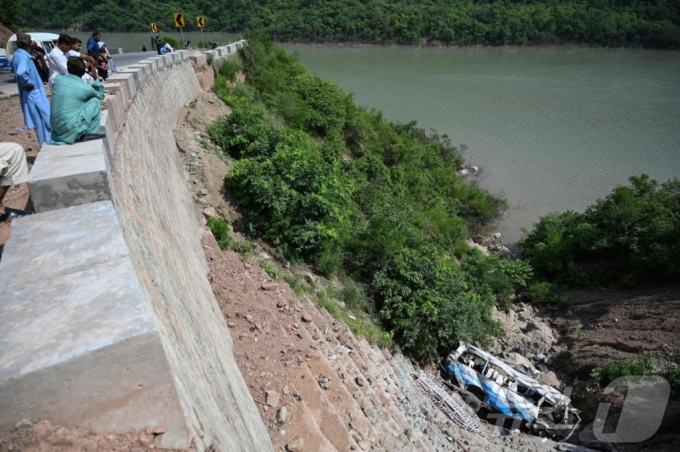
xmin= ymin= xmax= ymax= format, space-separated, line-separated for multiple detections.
xmin=442 ymin=342 xmax=581 ymax=439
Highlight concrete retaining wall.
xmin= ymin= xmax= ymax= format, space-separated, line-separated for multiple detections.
xmin=0 ymin=42 xmax=273 ymax=451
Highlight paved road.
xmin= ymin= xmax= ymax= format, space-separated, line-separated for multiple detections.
xmin=0 ymin=51 xmax=150 ymax=98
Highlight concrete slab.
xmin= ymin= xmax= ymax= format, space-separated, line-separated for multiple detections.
xmin=190 ymin=53 xmax=207 ymax=67
xmin=137 ymin=58 xmax=158 ymax=74
xmin=29 ymin=140 xmax=111 ymax=213
xmin=0 ymin=201 xmax=190 ymax=447
xmin=99 ymin=110 xmax=117 ymax=159
xmin=105 ymin=92 xmax=126 ymax=131
xmin=147 ymin=55 xmax=165 ymax=70
xmin=120 ymin=67 xmax=146 ymax=90
xmin=105 ymin=73 xmax=136 ymax=106
xmin=161 ymin=54 xmax=174 ymax=67
xmin=177 ymin=50 xmax=189 ymax=61
xmin=127 ymin=63 xmax=153 ymax=83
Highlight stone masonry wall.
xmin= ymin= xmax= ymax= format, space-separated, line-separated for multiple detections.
xmin=109 ymin=55 xmax=272 ymax=451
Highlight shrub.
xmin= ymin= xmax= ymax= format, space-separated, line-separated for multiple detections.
xmin=519 ymin=175 xmax=680 ymax=287
xmin=207 ymin=216 xmax=232 ymax=250
xmin=161 ymin=36 xmax=180 ymax=49
xmin=498 ymin=259 xmax=534 ymax=291
xmin=588 ymin=354 xmax=656 ymax=392
xmin=668 ymin=366 xmax=680 ymax=397
xmin=260 ymin=260 xmax=279 ymax=279
xmin=527 ymin=281 xmax=562 ymax=304
xmin=206 ymin=53 xmax=214 ymax=66
xmin=218 ymin=56 xmax=243 ymax=82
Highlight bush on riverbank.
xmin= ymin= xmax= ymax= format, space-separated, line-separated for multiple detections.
xmin=208 ymin=35 xmax=512 ymax=355
xmin=518 ymin=175 xmax=680 ymax=288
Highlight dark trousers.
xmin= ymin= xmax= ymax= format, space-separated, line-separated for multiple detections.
xmin=157 ymin=47 xmax=162 ymax=55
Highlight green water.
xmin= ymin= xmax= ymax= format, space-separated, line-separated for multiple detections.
xmin=65 ymin=31 xmax=239 ymax=52
xmin=282 ymin=45 xmax=680 ymax=242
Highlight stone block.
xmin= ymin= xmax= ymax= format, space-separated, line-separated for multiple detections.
xmin=105 ymin=92 xmax=125 ymax=131
xmin=189 ymin=53 xmax=207 ymax=67
xmin=162 ymin=53 xmax=174 ymax=67
xmin=226 ymin=44 xmax=236 ymax=54
xmin=148 ymin=55 xmax=165 ymax=70
xmin=120 ymin=67 xmax=147 ymax=90
xmin=0 ymin=201 xmax=191 ymax=448
xmin=105 ymin=72 xmax=136 ymax=107
xmin=177 ymin=50 xmax=189 ymax=61
xmin=29 ymin=140 xmax=111 ymax=213
xmin=137 ymin=58 xmax=158 ymax=74
xmin=127 ymin=63 xmax=153 ymax=81
xmin=99 ymin=110 xmax=117 ymax=160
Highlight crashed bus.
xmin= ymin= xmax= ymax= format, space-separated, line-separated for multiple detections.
xmin=442 ymin=342 xmax=581 ymax=439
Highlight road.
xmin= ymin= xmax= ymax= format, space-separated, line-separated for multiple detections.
xmin=0 ymin=52 xmax=150 ymax=98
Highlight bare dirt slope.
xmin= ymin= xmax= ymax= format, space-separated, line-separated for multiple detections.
xmin=553 ymin=285 xmax=680 ymax=380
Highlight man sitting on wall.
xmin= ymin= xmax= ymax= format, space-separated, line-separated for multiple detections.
xmin=0 ymin=142 xmax=32 ymax=221
xmin=49 ymin=57 xmax=106 ymax=145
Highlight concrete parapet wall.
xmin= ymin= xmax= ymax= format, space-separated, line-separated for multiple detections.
xmin=0 ymin=40 xmax=270 ymax=451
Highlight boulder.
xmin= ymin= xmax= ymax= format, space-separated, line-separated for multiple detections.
xmin=265 ymin=390 xmax=280 ymax=407
xmin=276 ymin=406 xmax=289 ymax=423
xmin=503 ymin=352 xmax=538 ymax=375
xmin=537 ymin=371 xmax=561 ymax=388
xmin=286 ymin=437 xmax=304 ymax=452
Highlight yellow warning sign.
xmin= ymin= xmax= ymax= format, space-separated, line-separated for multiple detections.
xmin=196 ymin=16 xmax=206 ymax=28
xmin=151 ymin=23 xmax=158 ymax=33
xmin=173 ymin=12 xmax=185 ymax=28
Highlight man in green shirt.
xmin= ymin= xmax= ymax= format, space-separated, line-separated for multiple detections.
xmin=49 ymin=57 xmax=106 ymax=145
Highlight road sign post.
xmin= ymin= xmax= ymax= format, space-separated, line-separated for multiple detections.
xmin=174 ymin=12 xmax=186 ymax=48
xmin=196 ymin=16 xmax=206 ymax=49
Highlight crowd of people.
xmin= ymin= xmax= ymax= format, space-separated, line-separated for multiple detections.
xmin=3 ymin=31 xmax=110 ymax=221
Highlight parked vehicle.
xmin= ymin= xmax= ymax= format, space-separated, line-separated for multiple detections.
xmin=442 ymin=342 xmax=581 ymax=440
xmin=0 ymin=48 xmax=9 ymax=70
xmin=6 ymin=32 xmax=59 ymax=63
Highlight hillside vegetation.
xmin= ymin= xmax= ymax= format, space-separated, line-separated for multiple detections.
xmin=206 ymin=35 xmax=536 ymax=355
xmin=9 ymin=0 xmax=680 ymax=49
xmin=519 ymin=174 xmax=680 ymax=288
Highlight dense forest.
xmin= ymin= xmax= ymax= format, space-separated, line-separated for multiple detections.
xmin=6 ymin=0 xmax=680 ymax=48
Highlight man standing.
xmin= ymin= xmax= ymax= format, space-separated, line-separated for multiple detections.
xmin=87 ymin=31 xmax=101 ymax=54
xmin=0 ymin=142 xmax=32 ymax=221
xmin=155 ymin=35 xmax=163 ymax=55
xmin=48 ymin=34 xmax=94 ymax=88
xmin=9 ymin=33 xmax=51 ymax=147
xmin=29 ymin=41 xmax=49 ymax=84
xmin=49 ymin=57 xmax=106 ymax=145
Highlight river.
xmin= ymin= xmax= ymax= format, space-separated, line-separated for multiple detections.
xmin=282 ymin=45 xmax=680 ymax=243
